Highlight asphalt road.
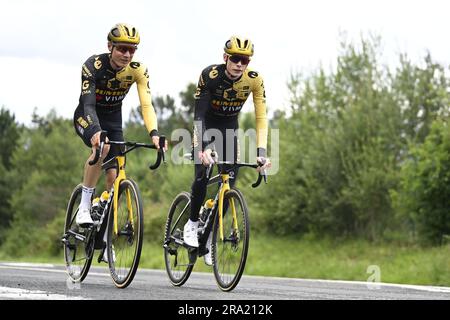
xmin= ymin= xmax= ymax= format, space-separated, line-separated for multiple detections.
xmin=0 ymin=262 xmax=449 ymax=300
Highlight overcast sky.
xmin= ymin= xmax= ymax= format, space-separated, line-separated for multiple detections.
xmin=1 ymin=0 xmax=449 ymax=125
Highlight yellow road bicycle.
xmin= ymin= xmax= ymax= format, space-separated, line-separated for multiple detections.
xmin=164 ymin=152 xmax=267 ymax=291
xmin=62 ymin=131 xmax=165 ymax=288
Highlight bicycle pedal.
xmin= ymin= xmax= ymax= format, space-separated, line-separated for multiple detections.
xmin=175 ymin=238 xmax=185 ymax=246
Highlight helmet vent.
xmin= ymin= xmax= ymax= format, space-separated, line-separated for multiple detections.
xmin=236 ymin=38 xmax=242 ymax=48
xmin=111 ymin=28 xmax=120 ymax=37
xmin=244 ymin=40 xmax=249 ymax=49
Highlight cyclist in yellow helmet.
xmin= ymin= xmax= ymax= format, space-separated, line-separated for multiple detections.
xmin=184 ymin=36 xmax=271 ymax=265
xmin=73 ymin=23 xmax=165 ymax=227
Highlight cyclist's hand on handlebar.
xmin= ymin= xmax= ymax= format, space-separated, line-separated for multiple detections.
xmin=90 ymin=131 xmax=109 ymax=148
xmin=256 ymin=156 xmax=271 ymax=173
xmin=152 ymin=135 xmax=168 ymax=152
xmin=199 ymin=149 xmax=218 ymax=166
xmin=90 ymin=131 xmax=102 ymax=148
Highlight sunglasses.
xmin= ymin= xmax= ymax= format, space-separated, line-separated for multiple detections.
xmin=228 ymin=55 xmax=251 ymax=65
xmin=114 ymin=45 xmax=137 ymax=55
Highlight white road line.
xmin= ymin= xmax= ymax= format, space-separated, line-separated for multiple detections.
xmin=0 ymin=286 xmax=86 ymax=300
xmin=240 ymin=274 xmax=450 ymax=293
xmin=0 ymin=262 xmax=56 ymax=268
xmin=0 ymin=264 xmax=110 ymax=278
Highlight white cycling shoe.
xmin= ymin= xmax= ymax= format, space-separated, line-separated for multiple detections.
xmin=76 ymin=207 xmax=93 ymax=226
xmin=183 ymin=219 xmax=199 ymax=248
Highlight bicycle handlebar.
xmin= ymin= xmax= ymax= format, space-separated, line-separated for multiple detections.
xmin=191 ymin=152 xmax=267 ymax=188
xmin=149 ymin=136 xmax=166 ymax=170
xmin=209 ymin=151 xmax=267 ymax=188
xmin=89 ymin=131 xmax=166 ymax=170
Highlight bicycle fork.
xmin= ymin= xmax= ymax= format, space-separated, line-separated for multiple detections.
xmin=112 ymin=156 xmax=134 ymax=236
xmin=218 ymin=174 xmax=239 ymax=241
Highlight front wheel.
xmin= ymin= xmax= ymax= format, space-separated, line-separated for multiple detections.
xmin=212 ymin=188 xmax=250 ymax=292
xmin=163 ymin=191 xmax=194 ymax=286
xmin=62 ymin=184 xmax=93 ymax=283
xmin=107 ymin=179 xmax=144 ymax=288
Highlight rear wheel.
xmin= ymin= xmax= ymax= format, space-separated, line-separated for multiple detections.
xmin=107 ymin=179 xmax=144 ymax=288
xmin=212 ymin=188 xmax=249 ymax=292
xmin=163 ymin=192 xmax=195 ymax=286
xmin=63 ymin=184 xmax=94 ymax=283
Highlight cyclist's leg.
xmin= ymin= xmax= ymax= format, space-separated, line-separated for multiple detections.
xmin=96 ymin=111 xmax=124 ymax=259
xmin=190 ymin=164 xmax=209 ymax=222
xmin=100 ymin=119 xmax=124 ymax=190
xmin=73 ymin=106 xmax=110 ymax=224
xmin=190 ymin=116 xmax=218 ymax=222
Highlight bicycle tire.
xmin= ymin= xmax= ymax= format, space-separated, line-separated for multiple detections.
xmin=107 ymin=179 xmax=144 ymax=288
xmin=63 ymin=184 xmax=93 ymax=283
xmin=212 ymin=188 xmax=250 ymax=292
xmin=163 ymin=191 xmax=194 ymax=286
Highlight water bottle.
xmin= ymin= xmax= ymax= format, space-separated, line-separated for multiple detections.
xmin=92 ymin=190 xmax=109 ymax=220
xmin=199 ymin=199 xmax=215 ymax=225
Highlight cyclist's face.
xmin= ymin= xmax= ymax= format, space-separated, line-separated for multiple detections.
xmin=224 ymin=54 xmax=249 ymax=79
xmin=108 ymin=42 xmax=136 ymax=69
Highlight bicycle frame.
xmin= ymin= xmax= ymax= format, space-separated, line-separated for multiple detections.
xmin=97 ymin=136 xmax=166 ymax=236
xmin=200 ymin=159 xmax=265 ymax=245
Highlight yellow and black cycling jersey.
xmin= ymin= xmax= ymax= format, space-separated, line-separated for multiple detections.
xmin=194 ymin=64 xmax=268 ymax=156
xmin=76 ymin=53 xmax=158 ymax=138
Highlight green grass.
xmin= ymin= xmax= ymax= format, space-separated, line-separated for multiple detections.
xmin=1 ymin=235 xmax=449 ymax=287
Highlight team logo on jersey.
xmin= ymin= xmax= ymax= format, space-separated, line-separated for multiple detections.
xmin=107 ymin=78 xmax=122 ymax=90
xmin=82 ymin=64 xmax=92 ymax=77
xmin=77 ymin=117 xmax=89 ymax=129
xmin=94 ymin=57 xmax=102 ymax=70
xmin=248 ymin=71 xmax=258 ymax=78
xmin=82 ymin=80 xmax=89 ymax=90
xmin=119 ymin=75 xmax=133 ymax=90
xmin=223 ymin=88 xmax=238 ymax=101
xmin=130 ymin=62 xmax=140 ymax=69
xmin=209 ymin=66 xmax=218 ymax=79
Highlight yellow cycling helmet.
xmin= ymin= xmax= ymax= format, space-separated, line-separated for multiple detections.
xmin=224 ymin=36 xmax=254 ymax=56
xmin=107 ymin=23 xmax=140 ymax=45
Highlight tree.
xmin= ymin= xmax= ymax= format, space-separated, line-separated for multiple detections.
xmin=0 ymin=107 xmax=21 ymax=169
xmin=245 ymin=35 xmax=447 ymax=241
xmin=0 ymin=107 xmax=22 ymax=243
xmin=1 ymin=111 xmax=86 ymax=255
xmin=392 ymin=119 xmax=450 ymax=245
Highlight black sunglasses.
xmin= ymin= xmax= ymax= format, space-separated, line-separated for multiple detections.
xmin=228 ymin=55 xmax=250 ymax=65
xmin=114 ymin=45 xmax=137 ymax=55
